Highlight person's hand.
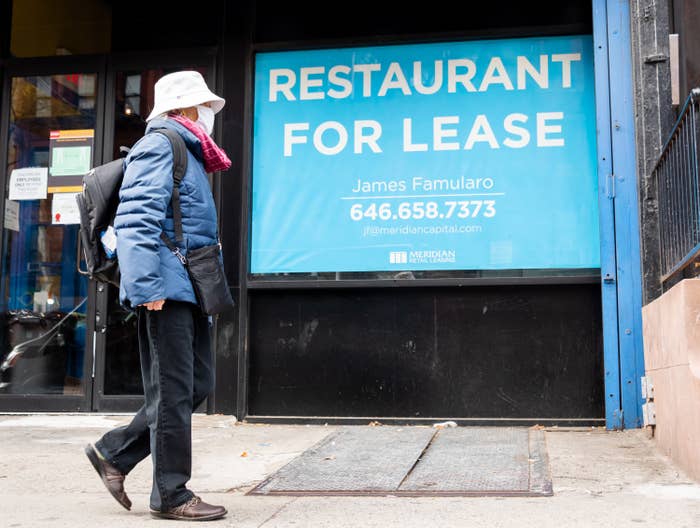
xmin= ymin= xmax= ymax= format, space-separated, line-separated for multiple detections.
xmin=142 ymin=299 xmax=165 ymax=311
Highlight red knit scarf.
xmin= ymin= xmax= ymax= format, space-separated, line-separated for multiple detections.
xmin=168 ymin=113 xmax=232 ymax=173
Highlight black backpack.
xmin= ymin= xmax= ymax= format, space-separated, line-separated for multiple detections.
xmin=75 ymin=128 xmax=188 ymax=287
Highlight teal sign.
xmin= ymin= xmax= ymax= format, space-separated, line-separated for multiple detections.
xmin=251 ymin=35 xmax=599 ymax=273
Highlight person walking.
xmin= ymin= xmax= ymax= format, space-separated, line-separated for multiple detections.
xmin=84 ymin=70 xmax=231 ymax=521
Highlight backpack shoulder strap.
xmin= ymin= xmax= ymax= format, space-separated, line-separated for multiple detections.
xmin=150 ymin=127 xmax=188 ymax=248
xmin=153 ymin=128 xmax=188 ymax=186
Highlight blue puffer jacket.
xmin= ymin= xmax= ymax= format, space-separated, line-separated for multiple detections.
xmin=115 ymin=118 xmax=219 ymax=309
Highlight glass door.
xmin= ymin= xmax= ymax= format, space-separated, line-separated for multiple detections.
xmin=0 ymin=52 xmax=217 ymax=412
xmin=0 ymin=60 xmax=104 ymax=410
xmin=92 ymin=52 xmax=217 ymax=412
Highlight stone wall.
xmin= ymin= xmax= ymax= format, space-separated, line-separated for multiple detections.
xmin=642 ymin=278 xmax=700 ymax=481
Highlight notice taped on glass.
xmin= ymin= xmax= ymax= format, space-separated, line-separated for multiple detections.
xmin=48 ymin=129 xmax=94 ymax=193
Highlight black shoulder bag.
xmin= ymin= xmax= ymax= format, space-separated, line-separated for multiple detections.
xmin=157 ymin=128 xmax=235 ymax=316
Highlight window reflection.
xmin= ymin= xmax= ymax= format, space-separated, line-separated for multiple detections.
xmin=10 ymin=0 xmax=112 ymax=58
xmin=1 ymin=74 xmax=94 ymax=395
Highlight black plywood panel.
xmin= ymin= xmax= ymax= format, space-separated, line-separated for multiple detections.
xmin=248 ymin=285 xmax=603 ymax=419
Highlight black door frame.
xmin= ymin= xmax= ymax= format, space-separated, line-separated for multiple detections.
xmin=93 ymin=47 xmax=219 ymax=413
xmin=0 ymin=54 xmax=106 ymax=411
xmin=0 ymin=48 xmax=219 ymax=412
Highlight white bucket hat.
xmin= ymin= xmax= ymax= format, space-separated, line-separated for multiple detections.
xmin=146 ymin=70 xmax=225 ymax=122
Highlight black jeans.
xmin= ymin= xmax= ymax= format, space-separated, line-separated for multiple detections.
xmin=95 ymin=301 xmax=213 ymax=511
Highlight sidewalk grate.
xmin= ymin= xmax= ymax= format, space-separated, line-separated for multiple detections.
xmin=248 ymin=426 xmax=553 ymax=497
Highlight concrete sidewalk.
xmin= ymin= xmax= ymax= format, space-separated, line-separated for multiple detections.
xmin=0 ymin=414 xmax=699 ymax=527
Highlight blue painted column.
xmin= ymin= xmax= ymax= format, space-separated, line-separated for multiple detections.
xmin=592 ymin=0 xmax=645 ymax=429
xmin=592 ymin=0 xmax=622 ymax=430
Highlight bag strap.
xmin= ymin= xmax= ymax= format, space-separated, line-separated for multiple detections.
xmin=151 ymin=128 xmax=188 ymax=253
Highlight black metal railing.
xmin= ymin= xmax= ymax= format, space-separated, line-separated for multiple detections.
xmin=654 ymin=88 xmax=700 ymax=288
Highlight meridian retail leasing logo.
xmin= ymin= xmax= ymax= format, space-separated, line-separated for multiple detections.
xmin=389 ymin=251 xmax=408 ymax=264
xmin=389 ymin=249 xmax=456 ymax=264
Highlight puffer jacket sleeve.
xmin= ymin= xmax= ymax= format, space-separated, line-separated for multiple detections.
xmin=115 ymin=132 xmax=174 ymax=307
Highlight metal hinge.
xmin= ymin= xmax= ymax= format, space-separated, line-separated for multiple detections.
xmin=641 ymin=376 xmax=655 ymax=399
xmin=606 ymin=173 xmax=616 ymax=198
xmin=643 ymin=53 xmax=668 ymax=64
xmin=642 ymin=402 xmax=657 ymax=426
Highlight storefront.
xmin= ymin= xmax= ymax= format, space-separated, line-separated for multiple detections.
xmin=0 ymin=1 xmax=645 ymax=429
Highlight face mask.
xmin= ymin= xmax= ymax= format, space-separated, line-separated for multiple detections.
xmin=195 ymin=105 xmax=215 ymax=136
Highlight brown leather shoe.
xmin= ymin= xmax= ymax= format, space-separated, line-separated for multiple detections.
xmin=84 ymin=444 xmax=132 ymax=511
xmin=150 ymin=496 xmax=227 ymax=521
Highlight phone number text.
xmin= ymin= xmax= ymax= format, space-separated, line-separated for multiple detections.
xmin=349 ymin=200 xmax=496 ymax=221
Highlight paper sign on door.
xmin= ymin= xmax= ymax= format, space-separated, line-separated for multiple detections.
xmin=8 ymin=167 xmax=48 ymax=200
xmin=51 ymin=192 xmax=81 ymax=225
